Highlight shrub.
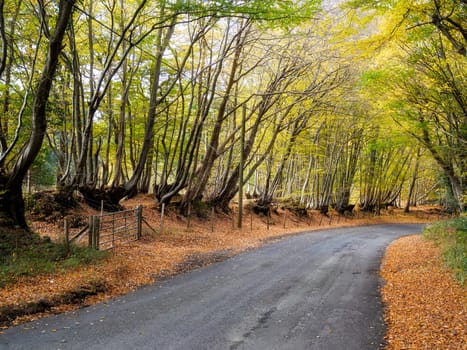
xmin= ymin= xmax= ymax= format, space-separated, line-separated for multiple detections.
xmin=424 ymin=216 xmax=467 ymax=285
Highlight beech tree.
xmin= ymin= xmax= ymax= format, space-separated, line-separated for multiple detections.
xmin=393 ymin=43 xmax=466 ymax=212
xmin=2 ymin=0 xmax=461 ymax=231
xmin=40 ymin=0 xmax=323 ymax=211
xmin=345 ymin=0 xmax=466 ymax=212
xmin=0 ymin=0 xmax=75 ymax=228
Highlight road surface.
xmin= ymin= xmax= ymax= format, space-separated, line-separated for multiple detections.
xmin=0 ymin=224 xmax=423 ymax=350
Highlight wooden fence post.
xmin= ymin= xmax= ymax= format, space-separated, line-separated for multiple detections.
xmin=124 ymin=211 xmax=127 ymax=236
xmin=112 ymin=211 xmax=115 ymax=248
xmin=92 ymin=215 xmax=100 ymax=250
xmin=64 ymin=217 xmax=70 ymax=249
xmin=96 ymin=216 xmax=100 ymax=250
xmin=250 ymin=209 xmax=253 ymax=232
xmin=186 ymin=202 xmax=191 ymax=231
xmin=88 ymin=216 xmax=93 ymax=247
xmin=267 ymin=207 xmax=270 ymax=230
xmin=211 ymin=207 xmax=215 ymax=233
xmin=160 ymin=203 xmax=165 ymax=234
xmin=136 ymin=205 xmax=142 ymax=240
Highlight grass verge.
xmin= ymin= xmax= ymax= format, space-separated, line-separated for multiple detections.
xmin=0 ymin=228 xmax=107 ymax=288
xmin=423 ymin=215 xmax=466 ymax=285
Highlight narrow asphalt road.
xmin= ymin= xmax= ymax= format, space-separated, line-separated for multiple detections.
xmin=0 ymin=224 xmax=423 ymax=350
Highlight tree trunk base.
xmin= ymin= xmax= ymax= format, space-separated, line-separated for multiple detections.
xmin=334 ymin=204 xmax=355 ymax=216
xmin=78 ymin=186 xmax=128 ymax=212
xmin=0 ymin=178 xmax=28 ymax=230
xmin=179 ymin=198 xmax=211 ymax=218
xmin=281 ymin=200 xmax=309 ymax=217
xmin=252 ymin=198 xmax=274 ymax=216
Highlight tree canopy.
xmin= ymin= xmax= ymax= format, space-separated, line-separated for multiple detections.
xmin=0 ymin=0 xmax=464 ymax=229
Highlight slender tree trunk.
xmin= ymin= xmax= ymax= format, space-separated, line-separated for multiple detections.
xmin=122 ymin=16 xmax=177 ymax=197
xmin=101 ymin=82 xmax=113 ymax=187
xmin=181 ymin=23 xmax=248 ymax=211
xmin=112 ymin=0 xmax=129 ymax=187
xmin=404 ymin=148 xmax=421 ymax=213
xmin=237 ymin=105 xmax=246 ymax=227
xmin=187 ymin=68 xmax=240 ymax=199
xmin=0 ymin=0 xmax=75 ymax=228
xmin=421 ymin=123 xmax=464 ymax=212
xmin=0 ymin=0 xmax=22 ymax=152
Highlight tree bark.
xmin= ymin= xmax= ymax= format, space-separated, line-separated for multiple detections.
xmin=0 ymin=0 xmax=75 ymax=228
xmin=404 ymin=148 xmax=421 ymax=213
xmin=180 ymin=21 xmax=249 ymax=211
xmin=122 ymin=16 xmax=177 ymax=196
xmin=420 ymin=119 xmax=464 ymax=212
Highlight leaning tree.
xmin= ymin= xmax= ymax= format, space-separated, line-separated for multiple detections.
xmin=0 ymin=0 xmax=75 ymax=229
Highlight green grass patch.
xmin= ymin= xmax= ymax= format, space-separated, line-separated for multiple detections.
xmin=424 ymin=215 xmax=467 ymax=285
xmin=0 ymin=228 xmax=107 ymax=288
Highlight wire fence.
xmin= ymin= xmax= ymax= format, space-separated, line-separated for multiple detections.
xmin=65 ymin=206 xmax=143 ymax=251
xmin=89 ymin=206 xmax=142 ymax=250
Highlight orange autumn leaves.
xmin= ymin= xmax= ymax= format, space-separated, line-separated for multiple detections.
xmin=381 ymin=235 xmax=467 ymax=350
xmin=1 ymin=197 xmax=461 ymax=350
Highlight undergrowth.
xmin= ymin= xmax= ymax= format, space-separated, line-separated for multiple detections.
xmin=0 ymin=228 xmax=107 ymax=288
xmin=423 ymin=215 xmax=467 ymax=285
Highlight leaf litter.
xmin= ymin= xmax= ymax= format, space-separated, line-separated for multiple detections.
xmin=0 ymin=195 xmax=455 ymax=350
xmin=380 ymin=235 xmax=466 ymax=350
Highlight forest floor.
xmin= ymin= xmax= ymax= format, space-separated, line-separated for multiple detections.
xmin=381 ymin=235 xmax=466 ymax=349
xmin=0 ymin=194 xmax=464 ymax=349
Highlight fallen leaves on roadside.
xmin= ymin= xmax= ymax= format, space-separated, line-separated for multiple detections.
xmin=381 ymin=235 xmax=467 ymax=350
xmin=1 ymin=197 xmax=436 ymax=329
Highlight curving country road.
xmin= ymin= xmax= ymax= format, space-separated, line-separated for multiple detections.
xmin=0 ymin=224 xmax=423 ymax=350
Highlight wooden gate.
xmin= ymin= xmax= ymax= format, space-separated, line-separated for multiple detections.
xmin=88 ymin=205 xmax=142 ymax=250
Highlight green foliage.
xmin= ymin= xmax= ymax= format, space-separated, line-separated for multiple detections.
xmin=29 ymin=150 xmax=57 ymax=190
xmin=358 ymin=69 xmax=386 ymax=87
xmin=343 ymin=0 xmax=395 ymax=11
xmin=0 ymin=229 xmax=107 ymax=288
xmin=347 ymin=0 xmax=466 ymax=212
xmin=424 ymin=216 xmax=467 ymax=285
xmin=170 ymin=0 xmax=321 ymax=25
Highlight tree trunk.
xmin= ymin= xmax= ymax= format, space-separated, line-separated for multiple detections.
xmin=0 ymin=0 xmax=22 ymax=152
xmin=0 ymin=0 xmax=75 ymax=229
xmin=0 ymin=178 xmax=26 ymax=228
xmin=404 ymin=148 xmax=421 ymax=213
xmin=421 ymin=123 xmax=465 ymax=212
xmin=101 ymin=82 xmax=113 ymax=187
xmin=180 ymin=24 xmax=246 ymax=211
xmin=112 ymin=0 xmax=129 ymax=187
xmin=122 ymin=16 xmax=177 ymax=196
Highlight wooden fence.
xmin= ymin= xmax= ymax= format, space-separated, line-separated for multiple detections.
xmin=87 ymin=205 xmax=142 ymax=250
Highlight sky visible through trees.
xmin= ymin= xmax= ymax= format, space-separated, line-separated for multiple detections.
xmin=0 ymin=0 xmax=464 ymax=229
